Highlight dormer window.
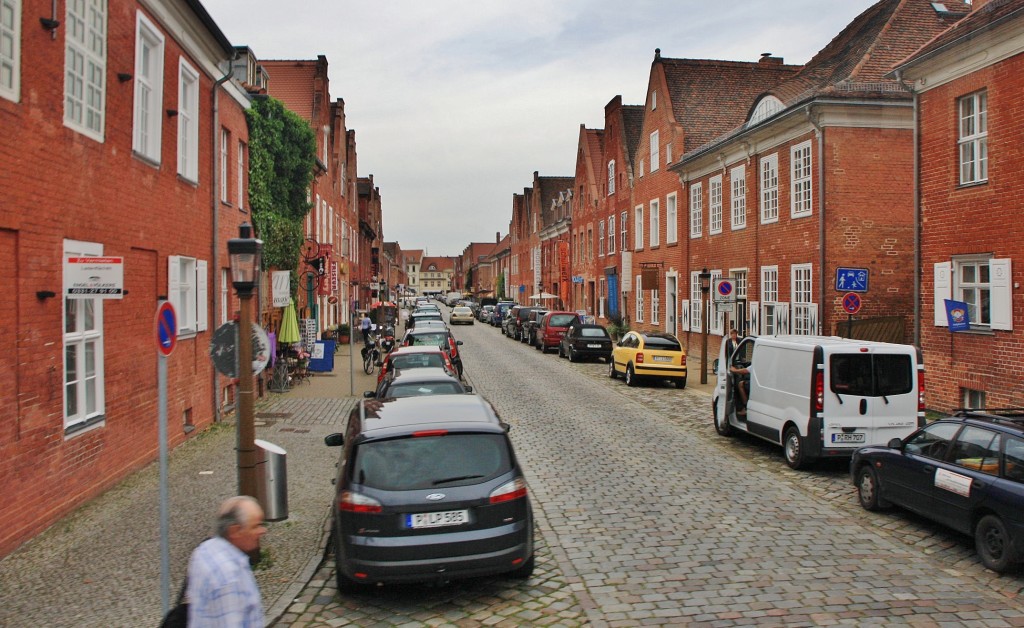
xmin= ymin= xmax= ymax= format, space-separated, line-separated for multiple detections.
xmin=747 ymin=95 xmax=785 ymax=128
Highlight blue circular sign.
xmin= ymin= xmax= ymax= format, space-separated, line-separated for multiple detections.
xmin=841 ymin=292 xmax=862 ymax=315
xmin=156 ymin=302 xmax=178 ymax=356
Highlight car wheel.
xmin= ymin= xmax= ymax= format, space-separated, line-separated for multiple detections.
xmin=535 ymin=340 xmax=542 ymax=351
xmin=608 ymin=359 xmax=617 ymax=379
xmin=506 ymin=554 xmax=535 ymax=579
xmin=976 ymin=514 xmax=1017 ymax=573
xmin=713 ymin=399 xmax=733 ymax=437
xmin=558 ymin=344 xmax=565 ymax=358
xmin=784 ymin=426 xmax=807 ymax=470
xmin=568 ymin=347 xmax=578 ymax=362
xmin=625 ymin=364 xmax=639 ymax=387
xmin=674 ymin=376 xmax=686 ymax=389
xmin=856 ymin=465 xmax=889 ymax=511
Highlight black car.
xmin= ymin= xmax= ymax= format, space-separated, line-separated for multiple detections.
xmin=558 ymin=323 xmax=612 ymax=362
xmin=366 ymin=367 xmax=472 ymax=399
xmin=492 ymin=302 xmax=514 ymax=327
xmin=851 ymin=408 xmax=1024 ymax=572
xmin=504 ymin=306 xmax=537 ymax=341
xmin=324 ymin=395 xmax=535 ymax=589
xmin=522 ymin=309 xmax=548 ymax=346
xmin=401 ymin=327 xmax=465 ymax=378
xmin=406 ymin=310 xmax=444 ymax=331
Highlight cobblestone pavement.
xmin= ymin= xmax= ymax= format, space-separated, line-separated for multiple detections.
xmin=287 ymin=320 xmax=1024 ymax=626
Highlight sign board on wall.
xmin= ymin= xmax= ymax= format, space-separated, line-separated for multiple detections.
xmin=271 ymin=271 xmax=290 ymax=307
xmin=65 ymin=256 xmax=124 ymax=299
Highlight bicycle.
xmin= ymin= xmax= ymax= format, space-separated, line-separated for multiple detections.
xmin=362 ymin=334 xmax=381 ymax=374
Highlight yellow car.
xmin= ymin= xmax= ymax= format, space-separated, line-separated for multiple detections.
xmin=449 ymin=306 xmax=475 ymax=325
xmin=609 ymin=331 xmax=687 ymax=388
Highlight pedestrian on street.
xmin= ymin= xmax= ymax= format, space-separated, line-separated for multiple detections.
xmin=360 ymin=312 xmax=372 ymax=344
xmin=187 ymin=496 xmax=266 ymax=627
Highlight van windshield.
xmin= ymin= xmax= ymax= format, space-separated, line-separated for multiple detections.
xmin=353 ymin=433 xmax=512 ymax=490
xmin=549 ymin=314 xmax=577 ymax=327
xmin=830 ymin=354 xmax=913 ymax=397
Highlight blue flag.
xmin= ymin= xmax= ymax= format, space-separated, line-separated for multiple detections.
xmin=944 ymin=299 xmax=971 ymax=332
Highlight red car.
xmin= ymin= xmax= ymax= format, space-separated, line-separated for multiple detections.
xmin=377 ymin=345 xmax=456 ymax=383
xmin=535 ymin=311 xmax=581 ymax=353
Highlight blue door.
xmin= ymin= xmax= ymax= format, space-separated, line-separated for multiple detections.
xmin=607 ymin=274 xmax=619 ymax=317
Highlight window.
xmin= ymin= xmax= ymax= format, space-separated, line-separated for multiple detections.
xmin=607 ymin=215 xmax=615 ymax=254
xmin=65 ymin=0 xmax=107 ymax=140
xmin=177 ymin=59 xmax=199 ymax=181
xmin=634 ymin=206 xmax=643 ymax=250
xmin=791 ymin=141 xmax=813 ymax=217
xmin=731 ymin=165 xmax=746 ymax=229
xmin=322 ymin=127 xmax=329 ymax=165
xmin=607 ymin=160 xmax=615 ymax=195
xmin=168 ymin=255 xmax=208 ymax=335
xmin=0 ymin=0 xmax=21 ymax=102
xmin=651 ymin=89 xmax=657 ymax=110
xmin=635 ymin=275 xmax=644 ymax=322
xmin=649 ymin=199 xmax=660 ymax=247
xmin=638 ymin=158 xmax=644 ymax=178
xmin=690 ymin=183 xmax=703 ymax=238
xmin=709 ymin=176 xmax=722 ymax=234
xmin=220 ymin=268 xmax=229 ymax=325
xmin=587 ymin=228 xmax=593 ymax=260
xmin=690 ymin=271 xmax=702 ymax=332
xmin=666 ymin=142 xmax=672 ymax=166
xmin=666 ymin=193 xmax=678 ymax=244
xmin=220 ymin=129 xmax=229 ymax=202
xmin=598 ymin=221 xmax=605 ymax=256
xmin=64 ymin=240 xmax=106 ymax=432
xmin=958 ymin=259 xmax=991 ymax=327
xmin=934 ymin=258 xmax=1011 ymax=330
xmin=792 ymin=263 xmax=815 ymax=335
xmin=760 ymin=154 xmax=779 ymax=223
xmin=904 ymin=422 xmax=960 ymax=460
xmin=963 ymin=388 xmax=986 ymax=409
xmin=650 ymin=130 xmax=660 ymax=172
xmin=237 ymin=142 xmax=246 ymax=209
xmin=132 ymin=12 xmax=164 ymax=160
xmin=830 ymin=353 xmax=913 ymax=397
xmin=950 ymin=426 xmax=1000 ymax=475
xmin=651 ymin=289 xmax=660 ymax=324
xmin=761 ymin=266 xmax=779 ymax=335
xmin=620 ymin=211 xmax=628 ymax=251
xmin=959 ymin=91 xmax=988 ymax=185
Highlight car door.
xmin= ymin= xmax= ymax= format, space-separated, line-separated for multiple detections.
xmin=883 ymin=421 xmax=961 ymax=515
xmin=930 ymin=425 xmax=1002 ymax=534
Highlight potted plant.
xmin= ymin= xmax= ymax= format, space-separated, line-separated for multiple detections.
xmin=607 ymin=315 xmax=629 ymax=341
xmin=336 ymin=323 xmax=351 ymax=343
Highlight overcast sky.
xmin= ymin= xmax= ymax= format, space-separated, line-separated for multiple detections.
xmin=202 ymin=0 xmax=879 ymax=257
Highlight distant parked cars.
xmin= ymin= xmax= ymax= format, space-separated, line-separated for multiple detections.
xmin=376 ymin=345 xmax=456 ymax=383
xmin=366 ymin=367 xmax=471 ymax=399
xmin=609 ymin=331 xmax=687 ymax=388
xmin=492 ymin=302 xmax=515 ymax=327
xmin=401 ymin=328 xmax=465 ymax=378
xmin=504 ymin=306 xmax=537 ymax=341
xmin=522 ymin=309 xmax=549 ymax=346
xmin=449 ymin=306 xmax=475 ymax=325
xmin=558 ymin=323 xmax=612 ymax=362
xmin=478 ymin=305 xmax=495 ymax=323
xmin=534 ymin=311 xmax=580 ymax=353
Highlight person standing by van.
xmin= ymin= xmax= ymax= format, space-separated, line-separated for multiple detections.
xmin=724 ymin=328 xmax=740 ymax=361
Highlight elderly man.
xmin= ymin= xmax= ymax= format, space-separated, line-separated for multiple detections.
xmin=187 ymin=496 xmax=266 ymax=627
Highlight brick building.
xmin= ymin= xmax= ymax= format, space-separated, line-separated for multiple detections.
xmin=356 ymin=175 xmax=383 ymax=310
xmin=0 ymin=0 xmax=250 ymax=557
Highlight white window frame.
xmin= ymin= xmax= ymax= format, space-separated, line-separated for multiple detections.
xmin=132 ymin=12 xmax=164 ymax=161
xmin=709 ymin=175 xmax=723 ymax=235
xmin=690 ymin=271 xmax=702 ymax=332
xmin=665 ymin=142 xmax=672 ymax=166
xmin=959 ymin=91 xmax=988 ymax=185
xmin=607 ymin=160 xmax=615 ymax=195
xmin=620 ymin=210 xmax=628 ymax=251
xmin=791 ymin=263 xmax=816 ymax=335
xmin=220 ymin=268 xmax=229 ymax=325
xmin=220 ymin=129 xmax=229 ymax=202
xmin=65 ymin=0 xmax=107 ymax=141
xmin=168 ymin=255 xmax=208 ymax=336
xmin=598 ymin=221 xmax=605 ymax=257
xmin=760 ymin=153 xmax=779 ymax=224
xmin=237 ymin=141 xmax=246 ymax=210
xmin=690 ymin=183 xmax=703 ymax=238
xmin=607 ymin=215 xmax=615 ymax=254
xmin=0 ymin=0 xmax=21 ymax=102
xmin=177 ymin=58 xmax=199 ymax=181
xmin=935 ymin=257 xmax=1011 ymax=331
xmin=666 ymin=192 xmax=678 ymax=244
xmin=635 ymin=275 xmax=644 ymax=323
xmin=731 ymin=165 xmax=746 ymax=229
xmin=710 ymin=270 xmax=724 ymax=335
xmin=634 ymin=206 xmax=643 ymax=250
xmin=63 ymin=239 xmax=106 ymax=432
xmin=650 ymin=130 xmax=660 ymax=172
xmin=761 ymin=265 xmax=780 ymax=335
xmin=791 ymin=140 xmax=813 ymax=217
xmin=651 ymin=289 xmax=660 ymax=324
xmin=651 ymin=89 xmax=657 ymax=110
xmin=649 ymin=199 xmax=660 ymax=247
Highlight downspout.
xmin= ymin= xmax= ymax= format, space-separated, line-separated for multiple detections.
xmin=211 ymin=59 xmax=236 ymax=423
xmin=807 ymin=105 xmax=826 ymax=335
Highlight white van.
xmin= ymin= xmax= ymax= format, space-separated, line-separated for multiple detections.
xmin=712 ymin=335 xmax=924 ymax=469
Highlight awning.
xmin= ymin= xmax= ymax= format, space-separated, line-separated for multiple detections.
xmin=529 ymin=292 xmax=559 ymax=300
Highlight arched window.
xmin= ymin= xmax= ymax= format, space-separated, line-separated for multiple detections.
xmin=747 ymin=96 xmax=785 ymax=127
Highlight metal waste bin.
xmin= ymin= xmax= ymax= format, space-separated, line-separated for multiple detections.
xmin=254 ymin=439 xmax=288 ymax=521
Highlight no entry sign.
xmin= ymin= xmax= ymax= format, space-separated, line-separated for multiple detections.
xmin=841 ymin=292 xmax=862 ymax=315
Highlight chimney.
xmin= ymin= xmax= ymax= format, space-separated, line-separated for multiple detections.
xmin=496 ymin=231 xmax=500 ymax=243
xmin=759 ymin=52 xmax=783 ymax=65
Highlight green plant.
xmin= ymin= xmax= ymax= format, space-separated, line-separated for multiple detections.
xmin=496 ymin=274 xmax=505 ymax=300
xmin=337 ymin=323 xmax=350 ymax=336
xmin=607 ymin=314 xmax=630 ymax=339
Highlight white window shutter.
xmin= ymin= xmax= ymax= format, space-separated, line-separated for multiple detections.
xmin=749 ymin=300 xmax=760 ymax=336
xmin=809 ymin=303 xmax=819 ymax=335
xmin=168 ymin=256 xmax=181 ymax=329
xmin=934 ymin=262 xmax=951 ymax=327
xmin=196 ymin=260 xmax=208 ymax=332
xmin=679 ymin=299 xmax=690 ymax=331
xmin=777 ymin=302 xmax=790 ymax=334
xmin=990 ymin=258 xmax=1012 ymax=330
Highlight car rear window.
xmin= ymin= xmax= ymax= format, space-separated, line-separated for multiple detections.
xmin=385 ymin=382 xmax=464 ymax=398
xmin=549 ymin=314 xmax=577 ymax=327
xmin=644 ymin=336 xmax=681 ymax=351
xmin=353 ymin=433 xmax=512 ymax=491
xmin=830 ymin=353 xmax=913 ymax=397
xmin=391 ymin=354 xmax=445 ymax=370
xmin=408 ymin=333 xmax=448 ymax=348
xmin=580 ymin=327 xmax=608 ymax=338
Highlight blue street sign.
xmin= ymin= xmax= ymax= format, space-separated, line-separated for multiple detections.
xmin=156 ymin=301 xmax=177 ymax=356
xmin=835 ymin=267 xmax=868 ymax=293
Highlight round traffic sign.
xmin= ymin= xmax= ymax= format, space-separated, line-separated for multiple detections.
xmin=717 ymin=280 xmax=734 ymax=297
xmin=841 ymin=292 xmax=862 ymax=315
xmin=156 ymin=302 xmax=177 ymax=356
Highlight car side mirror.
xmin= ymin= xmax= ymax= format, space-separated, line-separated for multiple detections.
xmin=363 ymin=391 xmax=375 ymax=398
xmin=456 ymin=340 xmax=464 ymax=345
xmin=713 ymin=358 xmax=719 ymax=371
xmin=324 ymin=433 xmax=344 ymax=447
xmin=464 ymin=385 xmax=473 ymax=393
xmin=500 ymin=421 xmax=512 ymax=432
xmin=887 ymin=438 xmax=903 ymax=449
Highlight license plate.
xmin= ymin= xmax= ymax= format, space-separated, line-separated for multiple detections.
xmin=831 ymin=433 xmax=865 ymax=443
xmin=587 ymin=343 xmax=603 ymax=348
xmin=653 ymin=355 xmax=672 ymax=363
xmin=407 ymin=509 xmax=469 ymax=529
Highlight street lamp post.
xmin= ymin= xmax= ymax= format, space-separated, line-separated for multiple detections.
xmin=699 ymin=268 xmax=712 ymax=385
xmin=228 ymin=223 xmax=263 ymax=498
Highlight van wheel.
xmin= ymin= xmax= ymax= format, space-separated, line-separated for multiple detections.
xmin=976 ymin=514 xmax=1017 ymax=573
xmin=784 ymin=427 xmax=807 ymax=469
xmin=625 ymin=365 xmax=639 ymax=387
xmin=856 ymin=466 xmax=889 ymax=511
xmin=713 ymin=401 xmax=733 ymax=437
xmin=608 ymin=360 xmax=617 ymax=379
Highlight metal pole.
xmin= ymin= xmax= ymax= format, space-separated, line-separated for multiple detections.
xmin=237 ymin=291 xmax=257 ymax=497
xmin=700 ymin=291 xmax=708 ymax=385
xmin=158 ymin=352 xmax=170 ymax=614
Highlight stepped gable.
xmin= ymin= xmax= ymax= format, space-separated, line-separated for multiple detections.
xmin=538 ymin=176 xmax=574 ymax=229
xmin=261 ymin=59 xmax=320 ymax=119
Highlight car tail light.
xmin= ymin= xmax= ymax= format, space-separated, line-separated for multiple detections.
xmin=918 ymin=371 xmax=925 ymax=412
xmin=413 ymin=429 xmax=448 ymax=438
xmin=814 ymin=371 xmax=824 ymax=413
xmin=339 ymin=490 xmax=382 ymax=513
xmin=448 ymin=336 xmax=458 ymax=357
xmin=635 ymin=352 xmax=644 ymax=364
xmin=490 ymin=477 xmax=528 ymax=504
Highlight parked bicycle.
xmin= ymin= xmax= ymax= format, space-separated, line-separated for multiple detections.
xmin=362 ymin=332 xmax=382 ymax=374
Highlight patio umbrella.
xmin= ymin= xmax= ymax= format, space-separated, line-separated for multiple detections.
xmin=529 ymin=292 xmax=559 ymax=300
xmin=278 ymin=298 xmax=301 ymax=345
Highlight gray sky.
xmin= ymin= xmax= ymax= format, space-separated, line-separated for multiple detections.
xmin=202 ymin=1 xmax=878 ymax=256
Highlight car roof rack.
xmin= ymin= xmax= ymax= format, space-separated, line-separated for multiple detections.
xmin=951 ymin=407 xmax=1024 ymax=427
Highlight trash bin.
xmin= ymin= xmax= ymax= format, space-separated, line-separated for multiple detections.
xmin=254 ymin=439 xmax=288 ymax=522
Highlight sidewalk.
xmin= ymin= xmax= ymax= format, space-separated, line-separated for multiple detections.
xmin=0 ymin=341 xmax=376 ymax=628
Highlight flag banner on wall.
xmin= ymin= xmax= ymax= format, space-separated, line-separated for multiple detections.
xmin=944 ymin=299 xmax=970 ymax=332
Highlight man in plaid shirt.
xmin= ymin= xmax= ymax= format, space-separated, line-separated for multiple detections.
xmin=187 ymin=496 xmax=266 ymax=627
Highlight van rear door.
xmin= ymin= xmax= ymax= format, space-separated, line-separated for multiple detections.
xmin=824 ymin=347 xmax=919 ymax=451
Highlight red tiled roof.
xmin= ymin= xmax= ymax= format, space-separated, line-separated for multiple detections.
xmin=620 ymin=105 xmax=645 ymax=167
xmin=262 ymin=60 xmax=318 ymax=120
xmin=421 ymin=256 xmax=455 ymax=272
xmin=895 ymin=0 xmax=1021 ymax=70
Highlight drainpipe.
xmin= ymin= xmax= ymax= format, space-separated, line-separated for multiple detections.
xmin=807 ymin=105 xmax=825 ymax=334
xmin=211 ymin=58 xmax=236 ymax=423
xmin=899 ymin=71 xmax=922 ymax=347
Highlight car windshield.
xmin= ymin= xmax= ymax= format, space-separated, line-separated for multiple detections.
xmin=644 ymin=336 xmax=681 ymax=351
xmin=385 ymin=382 xmax=464 ymax=398
xmin=408 ymin=333 xmax=448 ymax=348
xmin=830 ymin=353 xmax=913 ymax=397
xmin=391 ymin=354 xmax=446 ymax=370
xmin=580 ymin=327 xmax=608 ymax=338
xmin=549 ymin=314 xmax=577 ymax=327
xmin=353 ymin=433 xmax=512 ymax=490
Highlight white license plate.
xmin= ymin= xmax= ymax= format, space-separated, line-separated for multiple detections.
xmin=407 ymin=509 xmax=469 ymax=529
xmin=653 ymin=355 xmax=673 ymax=363
xmin=587 ymin=343 xmax=603 ymax=348
xmin=831 ymin=433 xmax=865 ymax=444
